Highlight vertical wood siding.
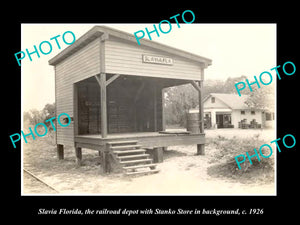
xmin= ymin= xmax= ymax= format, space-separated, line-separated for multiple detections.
xmin=55 ymin=38 xmax=100 ymax=146
xmin=105 ymin=37 xmax=202 ymax=80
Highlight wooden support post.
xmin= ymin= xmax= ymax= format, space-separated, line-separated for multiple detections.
xmin=100 ymin=144 xmax=111 ymax=174
xmin=99 ymin=151 xmax=106 ymax=173
xmin=198 ymin=80 xmax=204 ymax=134
xmin=153 ymin=147 xmax=163 ymax=163
xmin=191 ymin=79 xmax=205 ymax=155
xmin=198 ymin=80 xmax=205 ymax=155
xmin=153 ymin=85 xmax=157 ymax=131
xmin=73 ymin=84 xmax=79 ymax=136
xmin=104 ymin=152 xmax=110 ymax=173
xmin=75 ymin=147 xmax=82 ymax=166
xmin=197 ymin=144 xmax=205 ymax=155
xmin=106 ymin=74 xmax=120 ymax=86
xmin=94 ymin=75 xmax=101 ymax=86
xmin=162 ymin=88 xmax=166 ymax=131
xmin=57 ymin=144 xmax=64 ymax=160
xmin=190 ymin=80 xmax=204 ymax=134
xmin=100 ymin=73 xmax=107 ymax=138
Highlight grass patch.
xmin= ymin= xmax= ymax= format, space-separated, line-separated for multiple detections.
xmin=206 ymin=135 xmax=274 ymax=183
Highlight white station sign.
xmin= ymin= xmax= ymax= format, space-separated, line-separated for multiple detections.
xmin=142 ymin=55 xmax=173 ymax=65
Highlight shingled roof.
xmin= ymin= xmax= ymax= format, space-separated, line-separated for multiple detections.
xmin=205 ymin=93 xmax=249 ymax=109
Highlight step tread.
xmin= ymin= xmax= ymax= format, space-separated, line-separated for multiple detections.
xmin=107 ymin=140 xmax=138 ymax=145
xmin=113 ymin=149 xmax=146 ymax=154
xmin=117 ymin=154 xmax=149 ymax=160
xmin=125 ymin=169 xmax=160 ymax=176
xmin=123 ymin=163 xmax=157 ymax=170
xmin=119 ymin=159 xmax=152 ymax=164
xmin=111 ymin=145 xmax=142 ymax=150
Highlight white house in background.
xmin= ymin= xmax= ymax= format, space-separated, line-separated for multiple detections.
xmin=189 ymin=93 xmax=275 ymax=129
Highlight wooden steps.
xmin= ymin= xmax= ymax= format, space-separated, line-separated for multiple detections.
xmin=108 ymin=140 xmax=159 ymax=176
xmin=119 ymin=158 xmax=152 ymax=164
xmin=111 ymin=145 xmax=142 ymax=150
xmin=117 ymin=154 xmax=150 ymax=160
xmin=113 ymin=149 xmax=146 ymax=154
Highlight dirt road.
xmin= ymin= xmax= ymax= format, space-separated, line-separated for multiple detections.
xmin=22 ymin=129 xmax=275 ymax=195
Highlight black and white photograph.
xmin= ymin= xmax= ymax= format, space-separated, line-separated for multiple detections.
xmin=5 ymin=6 xmax=297 ymax=219
xmin=20 ymin=24 xmax=276 ymax=195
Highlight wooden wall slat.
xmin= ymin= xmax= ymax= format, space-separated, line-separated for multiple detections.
xmin=54 ymin=35 xmax=204 ymax=147
xmin=55 ymin=38 xmax=100 ymax=146
xmin=105 ymin=37 xmax=202 ymax=80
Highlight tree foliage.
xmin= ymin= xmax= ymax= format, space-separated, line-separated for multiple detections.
xmin=164 ymin=84 xmax=199 ymax=126
xmin=23 ymin=103 xmax=55 ymax=127
xmin=43 ymin=103 xmax=56 ymax=121
xmin=244 ymin=83 xmax=275 ymax=110
xmin=164 ymin=75 xmax=274 ymax=127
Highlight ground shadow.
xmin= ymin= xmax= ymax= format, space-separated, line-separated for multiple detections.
xmin=163 ymin=149 xmax=187 ymax=160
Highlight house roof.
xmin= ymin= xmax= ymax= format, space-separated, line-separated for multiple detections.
xmin=204 ymin=93 xmax=250 ymax=110
xmin=49 ymin=26 xmax=212 ymax=66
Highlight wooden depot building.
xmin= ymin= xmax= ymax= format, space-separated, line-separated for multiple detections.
xmin=49 ymin=26 xmax=212 ymax=175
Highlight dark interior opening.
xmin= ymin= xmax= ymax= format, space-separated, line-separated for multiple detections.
xmin=76 ymin=75 xmax=190 ymax=135
xmin=77 ymin=77 xmax=101 ymax=134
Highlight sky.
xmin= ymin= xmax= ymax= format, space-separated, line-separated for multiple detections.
xmin=21 ymin=23 xmax=276 ymax=112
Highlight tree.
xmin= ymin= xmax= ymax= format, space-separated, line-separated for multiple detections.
xmin=25 ymin=109 xmax=45 ymax=125
xmin=164 ymin=84 xmax=198 ymax=127
xmin=43 ymin=103 xmax=55 ymax=121
xmin=202 ymin=75 xmax=249 ymax=98
xmin=223 ymin=75 xmax=248 ymax=94
xmin=202 ymin=79 xmax=226 ymax=98
xmin=23 ymin=102 xmax=56 ymax=128
xmin=244 ymin=84 xmax=275 ymax=111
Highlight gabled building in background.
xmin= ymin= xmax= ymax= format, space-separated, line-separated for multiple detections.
xmin=190 ymin=93 xmax=275 ymax=129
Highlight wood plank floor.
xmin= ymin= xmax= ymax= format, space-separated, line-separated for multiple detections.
xmin=76 ymin=132 xmax=174 ymax=139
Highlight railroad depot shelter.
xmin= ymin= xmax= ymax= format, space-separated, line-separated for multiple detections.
xmin=190 ymin=93 xmax=275 ymax=129
xmin=49 ymin=26 xmax=212 ymax=174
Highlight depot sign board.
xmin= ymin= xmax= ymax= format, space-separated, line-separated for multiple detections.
xmin=142 ymin=55 xmax=173 ymax=65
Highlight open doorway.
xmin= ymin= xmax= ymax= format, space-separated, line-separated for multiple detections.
xmin=75 ymin=75 xmax=164 ymax=135
xmin=216 ymin=113 xmax=233 ymax=128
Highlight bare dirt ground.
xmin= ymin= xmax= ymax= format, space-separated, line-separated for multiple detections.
xmin=23 ymin=171 xmax=58 ymax=194
xmin=22 ymin=128 xmax=276 ymax=195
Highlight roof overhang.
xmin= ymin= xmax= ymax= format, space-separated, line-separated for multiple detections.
xmin=49 ymin=26 xmax=212 ymax=67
